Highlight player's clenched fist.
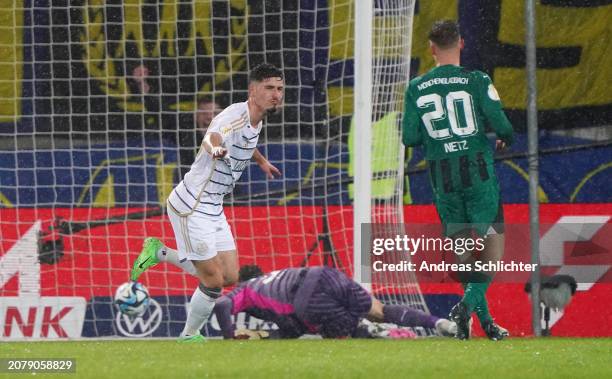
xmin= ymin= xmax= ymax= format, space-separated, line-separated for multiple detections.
xmin=211 ymin=146 xmax=227 ymax=159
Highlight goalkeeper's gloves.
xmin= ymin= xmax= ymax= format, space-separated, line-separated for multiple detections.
xmin=234 ymin=328 xmax=270 ymax=340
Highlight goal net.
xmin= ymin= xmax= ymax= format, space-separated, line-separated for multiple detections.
xmin=0 ymin=0 xmax=425 ymax=339
xmin=364 ymin=1 xmax=428 ymax=315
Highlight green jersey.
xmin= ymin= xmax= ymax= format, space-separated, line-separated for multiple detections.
xmin=402 ymin=65 xmax=513 ymax=194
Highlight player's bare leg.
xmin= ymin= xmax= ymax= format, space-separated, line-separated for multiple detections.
xmin=218 ymin=250 xmax=239 ymax=286
xmin=179 ymin=256 xmax=224 ymax=342
xmin=480 ymin=233 xmax=504 ymax=264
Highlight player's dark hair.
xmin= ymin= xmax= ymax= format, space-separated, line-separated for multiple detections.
xmin=428 ymin=20 xmax=461 ymax=49
xmin=239 ymin=264 xmax=265 ymax=282
xmin=249 ymin=63 xmax=283 ymax=83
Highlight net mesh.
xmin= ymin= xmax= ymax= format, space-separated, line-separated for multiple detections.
xmin=368 ymin=1 xmax=430 ymax=329
xmin=0 ymin=0 xmax=425 ymax=339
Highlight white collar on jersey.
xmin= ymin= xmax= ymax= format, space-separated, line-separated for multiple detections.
xmin=245 ymin=101 xmax=263 ymax=132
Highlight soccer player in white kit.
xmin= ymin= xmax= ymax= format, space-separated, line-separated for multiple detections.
xmin=132 ymin=63 xmax=284 ymax=342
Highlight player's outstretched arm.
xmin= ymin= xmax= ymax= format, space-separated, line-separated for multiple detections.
xmin=252 ymin=148 xmax=281 ymax=179
xmin=213 ymin=295 xmax=236 ymax=339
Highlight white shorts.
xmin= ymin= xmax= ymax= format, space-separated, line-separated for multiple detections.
xmin=167 ymin=205 xmax=236 ymax=262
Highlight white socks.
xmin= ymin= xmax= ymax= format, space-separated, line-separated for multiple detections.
xmin=155 ymin=245 xmax=217 ymax=337
xmin=181 ymin=287 xmax=216 ymax=337
xmin=156 ymin=246 xmax=197 ymax=276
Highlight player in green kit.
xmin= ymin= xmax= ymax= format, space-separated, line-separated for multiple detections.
xmin=402 ymin=20 xmax=513 ymax=340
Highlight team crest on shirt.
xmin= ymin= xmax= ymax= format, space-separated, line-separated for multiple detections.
xmin=221 ymin=125 xmax=233 ymax=135
xmin=487 ymin=84 xmax=501 ymax=101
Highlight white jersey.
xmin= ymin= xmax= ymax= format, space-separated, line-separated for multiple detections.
xmin=168 ymin=101 xmax=261 ymax=217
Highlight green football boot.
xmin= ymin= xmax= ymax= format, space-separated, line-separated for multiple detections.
xmin=178 ymin=333 xmax=206 ymax=343
xmin=130 ymin=237 xmax=163 ymax=281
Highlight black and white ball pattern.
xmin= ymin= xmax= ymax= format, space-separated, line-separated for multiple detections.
xmin=114 ymin=281 xmax=150 ymax=317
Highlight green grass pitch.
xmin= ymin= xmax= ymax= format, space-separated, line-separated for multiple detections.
xmin=2 ymin=338 xmax=611 ymax=378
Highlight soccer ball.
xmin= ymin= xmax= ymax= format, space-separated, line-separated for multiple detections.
xmin=114 ymin=281 xmax=150 ymax=317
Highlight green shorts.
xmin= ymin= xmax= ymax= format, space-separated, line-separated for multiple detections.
xmin=433 ymin=182 xmax=504 ymax=237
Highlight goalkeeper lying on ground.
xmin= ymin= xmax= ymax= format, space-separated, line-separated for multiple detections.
xmin=214 ymin=265 xmax=456 ymax=339
xmin=131 ymin=239 xmax=455 ymax=339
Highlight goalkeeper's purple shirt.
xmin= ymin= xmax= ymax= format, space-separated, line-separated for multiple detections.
xmin=214 ymin=267 xmax=324 ymax=339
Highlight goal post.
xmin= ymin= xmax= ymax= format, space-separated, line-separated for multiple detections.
xmin=352 ymin=0 xmax=428 ymax=313
xmin=353 ymin=0 xmax=373 ymax=288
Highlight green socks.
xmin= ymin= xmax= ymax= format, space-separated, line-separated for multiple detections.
xmin=461 ymin=273 xmax=493 ymax=325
